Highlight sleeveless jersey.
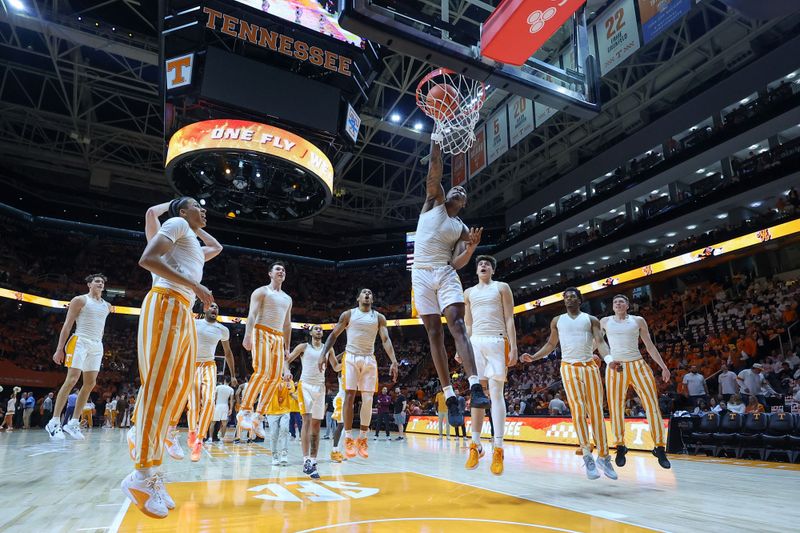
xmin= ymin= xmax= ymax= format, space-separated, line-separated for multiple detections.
xmin=195 ymin=319 xmax=230 ymax=363
xmin=604 ymin=315 xmax=643 ymax=362
xmin=74 ymin=295 xmax=110 ymax=341
xmin=557 ymin=312 xmax=594 ymax=363
xmin=258 ymin=286 xmax=292 ymax=330
xmin=346 ymin=307 xmax=379 ymax=356
xmin=300 ymin=342 xmax=325 ymax=386
xmin=413 ymin=203 xmax=468 ymax=266
xmin=469 ymin=281 xmax=505 ymax=336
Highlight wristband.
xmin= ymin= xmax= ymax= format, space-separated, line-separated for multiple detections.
xmin=604 ymin=355 xmax=614 ymax=365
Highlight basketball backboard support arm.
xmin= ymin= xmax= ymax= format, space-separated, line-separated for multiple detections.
xmin=338 ymin=0 xmax=600 ymax=118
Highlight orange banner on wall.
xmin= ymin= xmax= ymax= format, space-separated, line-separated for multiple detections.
xmin=405 ymin=415 xmax=669 ymax=451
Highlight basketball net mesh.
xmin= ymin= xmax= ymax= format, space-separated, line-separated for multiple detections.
xmin=416 ymin=69 xmax=486 ymax=155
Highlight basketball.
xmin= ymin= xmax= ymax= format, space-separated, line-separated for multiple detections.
xmin=426 ymin=83 xmax=460 ymax=121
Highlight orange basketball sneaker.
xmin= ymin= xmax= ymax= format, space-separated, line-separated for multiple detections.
xmin=344 ymin=437 xmax=357 ymax=458
xmin=490 ymin=447 xmax=504 ymax=475
xmin=465 ymin=442 xmax=484 ymax=469
xmin=357 ymin=437 xmax=369 ymax=458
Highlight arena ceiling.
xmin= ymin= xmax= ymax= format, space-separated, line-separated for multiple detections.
xmin=1 ymin=0 xmax=798 ymax=254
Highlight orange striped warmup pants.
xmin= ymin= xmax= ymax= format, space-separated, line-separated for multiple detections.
xmin=240 ymin=324 xmax=285 ymax=416
xmin=133 ymin=287 xmax=197 ymax=469
xmin=606 ymin=358 xmax=666 ymax=447
xmin=560 ymin=360 xmax=609 ymax=457
xmin=188 ymin=361 xmax=217 ymax=439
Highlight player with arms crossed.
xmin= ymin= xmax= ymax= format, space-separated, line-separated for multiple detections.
xmin=521 ymin=287 xmax=617 ymax=481
xmin=47 ymin=274 xmax=113 ymax=441
xmin=318 ymin=289 xmax=398 ymax=459
xmin=286 ymin=325 xmax=338 ymax=479
xmin=458 ymin=255 xmax=517 ymax=475
xmin=412 ymin=142 xmax=490 ymax=422
xmin=600 ymin=294 xmax=671 ymax=469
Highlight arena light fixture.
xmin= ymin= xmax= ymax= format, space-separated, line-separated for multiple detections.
xmin=605 ymin=172 xmax=613 ymax=177
xmin=705 ymin=171 xmax=716 ymax=177
xmin=650 ymin=189 xmax=659 ymax=194
xmin=750 ymin=201 xmax=762 ymax=207
xmin=390 ymin=113 xmax=401 ymax=123
xmin=647 ymin=239 xmax=658 ymax=244
xmin=587 ymin=261 xmax=596 ymax=265
xmin=609 ymin=209 xmax=616 ymax=214
xmin=717 ymin=213 xmax=728 ymax=219
xmin=540 ymin=278 xmax=547 ymax=282
xmin=749 ymin=144 xmax=759 ymax=150
xmin=740 ymin=98 xmax=749 ymax=104
xmin=9 ymin=0 xmax=26 ymax=11
xmin=199 ymin=199 xmax=206 ymax=205
xmin=666 ymin=232 xmax=677 ymax=237
xmin=789 ymin=72 xmax=797 ymax=79
xmin=687 ymin=224 xmax=697 ymax=230
xmin=574 ymin=189 xmax=581 ymax=194
xmin=574 ymin=266 xmax=582 ymax=270
xmin=601 ymin=256 xmax=610 ymax=260
xmin=696 ymin=168 xmax=705 ymax=174
xmin=413 ymin=122 xmax=423 ymax=131
xmin=622 ymin=248 xmax=630 ymax=253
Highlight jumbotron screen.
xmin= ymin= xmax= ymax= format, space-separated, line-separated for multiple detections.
xmin=233 ymin=0 xmax=363 ymax=46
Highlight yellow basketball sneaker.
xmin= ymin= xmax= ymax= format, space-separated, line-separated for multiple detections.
xmin=465 ymin=442 xmax=484 ymax=470
xmin=490 ymin=447 xmax=504 ymax=475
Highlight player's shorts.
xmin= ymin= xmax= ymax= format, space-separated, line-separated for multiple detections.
xmin=64 ymin=335 xmax=103 ymax=372
xmin=297 ymin=381 xmax=325 ymax=420
xmin=213 ymin=404 xmax=229 ymax=422
xmin=331 ymin=393 xmax=345 ymax=423
xmin=411 ymin=265 xmax=464 ymax=316
xmin=471 ymin=335 xmax=509 ymax=382
xmin=343 ymin=352 xmax=379 ymax=392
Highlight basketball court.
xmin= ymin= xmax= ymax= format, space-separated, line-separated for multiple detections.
xmin=1 ymin=430 xmax=796 ymax=532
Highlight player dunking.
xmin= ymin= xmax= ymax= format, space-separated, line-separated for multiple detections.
xmin=413 ymin=142 xmax=489 ymax=420
xmin=459 ymin=255 xmax=517 ymax=475
xmin=47 ymin=274 xmax=113 ymax=441
xmin=286 ymin=325 xmax=337 ymax=479
xmin=521 ymin=287 xmax=617 ymax=481
xmin=318 ymin=288 xmax=398 ymax=459
xmin=187 ymin=303 xmax=237 ymax=461
xmin=121 ymin=197 xmax=216 ymax=518
xmin=601 ymin=294 xmax=671 ymax=469
xmin=238 ymin=262 xmax=292 ymax=440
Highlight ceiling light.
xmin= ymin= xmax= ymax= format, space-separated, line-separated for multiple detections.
xmin=413 ymin=122 xmax=423 ymax=131
xmin=717 ymin=213 xmax=728 ymax=219
xmin=8 ymin=0 xmax=25 ymax=10
xmin=650 ymin=189 xmax=659 ymax=194
xmin=390 ymin=113 xmax=401 ymax=123
xmin=759 ymin=148 xmax=769 ymax=154
xmin=788 ymin=72 xmax=797 ymax=79
xmin=574 ymin=266 xmax=582 ymax=270
xmin=531 ymin=282 xmax=538 ymax=286
xmin=574 ymin=189 xmax=581 ymax=194
xmin=601 ymin=256 xmax=610 ymax=260
xmin=686 ymin=224 xmax=697 ymax=230
xmin=225 ymin=168 xmax=231 ymax=175
xmin=540 ymin=278 xmax=548 ymax=282
xmin=706 ymin=171 xmax=715 ymax=177
xmin=549 ymin=203 xmax=555 ymax=208
xmin=750 ymin=201 xmax=762 ymax=208
xmin=660 ymin=193 xmax=669 ymax=197
xmin=605 ymin=172 xmax=612 ymax=177
xmin=740 ymin=98 xmax=749 ymax=104
xmin=587 ymin=261 xmax=596 ymax=265
xmin=647 ymin=239 xmax=657 ymax=244
xmin=622 ymin=248 xmax=630 ymax=253
xmin=226 ymin=211 xmax=236 ymax=219
xmin=749 ymin=144 xmax=759 ymax=150
xmin=696 ymin=169 xmax=705 ymax=174
xmin=610 ymin=209 xmax=617 ymax=213
xmin=199 ymin=199 xmax=206 ymax=206
xmin=666 ymin=232 xmax=677 ymax=237
xmin=578 ymin=224 xmax=584 ymax=228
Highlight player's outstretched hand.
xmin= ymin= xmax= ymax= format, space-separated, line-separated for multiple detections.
xmin=467 ymin=227 xmax=483 ymax=247
xmin=390 ymin=362 xmax=398 ymax=382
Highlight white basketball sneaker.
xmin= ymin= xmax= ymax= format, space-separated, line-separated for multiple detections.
xmin=596 ymin=455 xmax=619 ymax=480
xmin=121 ymin=471 xmax=168 ymax=519
xmin=45 ymin=418 xmax=65 ymax=440
xmin=583 ymin=454 xmax=601 ymax=480
xmin=165 ymin=428 xmax=185 ymax=460
xmin=154 ymin=472 xmax=175 ymax=510
xmin=62 ymin=419 xmax=85 ymax=440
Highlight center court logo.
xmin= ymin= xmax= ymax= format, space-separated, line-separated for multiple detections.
xmin=248 ymin=480 xmax=379 ymax=503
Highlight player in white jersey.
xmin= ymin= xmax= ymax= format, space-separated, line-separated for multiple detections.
xmin=239 ymin=261 xmax=293 ymax=439
xmin=212 ymin=376 xmax=235 ymax=442
xmin=318 ymin=288 xmax=398 ymax=460
xmin=521 ymin=287 xmax=617 ymax=481
xmin=47 ymin=273 xmax=113 ymax=441
xmin=459 ymin=256 xmax=517 ymax=475
xmin=601 ymin=294 xmax=671 ymax=469
xmin=286 ymin=325 xmax=338 ymax=478
xmin=412 ymin=143 xmax=490 ymax=422
xmin=121 ymin=197 xmax=218 ymax=519
xmin=186 ymin=302 xmax=237 ymax=461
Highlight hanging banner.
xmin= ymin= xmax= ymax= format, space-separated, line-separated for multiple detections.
xmin=468 ymin=125 xmax=487 ymax=178
xmin=452 ymin=152 xmax=467 ymax=186
xmin=508 ymin=95 xmax=534 ymax=147
xmin=638 ymin=0 xmax=692 ymax=44
xmin=534 ymin=101 xmax=558 ymax=127
xmin=486 ymin=107 xmax=509 ymax=164
xmin=595 ymin=0 xmax=641 ymax=75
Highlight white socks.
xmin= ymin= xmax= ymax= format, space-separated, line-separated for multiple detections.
xmin=443 ymin=385 xmax=455 ymax=399
xmin=472 ymin=431 xmax=481 ymax=446
xmin=345 ymin=430 xmax=352 ymax=440
xmin=468 ymin=375 xmax=479 ymax=387
xmin=489 ymin=378 xmax=506 ymax=448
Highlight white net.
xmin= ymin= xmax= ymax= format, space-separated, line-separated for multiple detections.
xmin=416 ymin=69 xmax=486 ymax=155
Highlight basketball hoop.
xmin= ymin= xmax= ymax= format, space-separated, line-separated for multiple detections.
xmin=416 ymin=68 xmax=486 ymax=155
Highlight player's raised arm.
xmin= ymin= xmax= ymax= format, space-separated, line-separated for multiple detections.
xmin=422 ymin=142 xmax=445 ymax=211
xmin=318 ymin=311 xmax=351 ymax=371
